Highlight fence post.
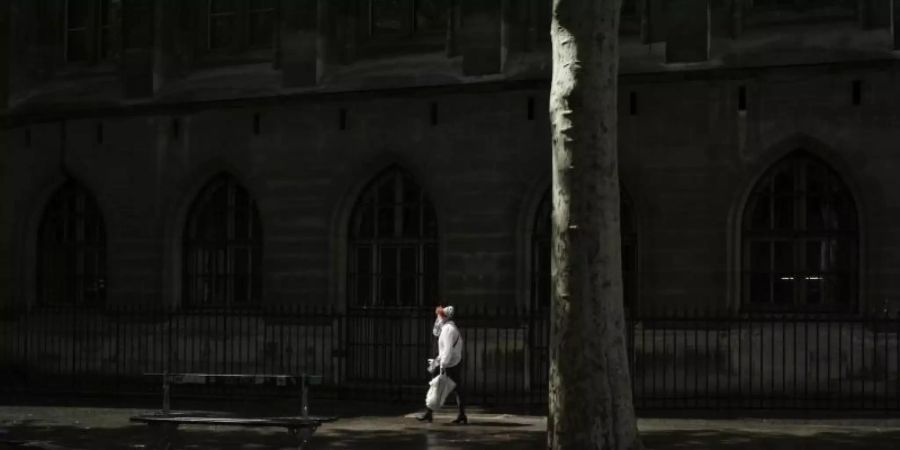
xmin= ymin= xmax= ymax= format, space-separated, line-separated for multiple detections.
xmin=70 ymin=308 xmax=77 ymax=390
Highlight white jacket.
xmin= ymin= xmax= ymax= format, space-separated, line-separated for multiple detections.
xmin=436 ymin=320 xmax=463 ymax=369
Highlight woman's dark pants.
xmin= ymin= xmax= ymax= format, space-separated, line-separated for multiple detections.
xmin=444 ymin=364 xmax=466 ymax=416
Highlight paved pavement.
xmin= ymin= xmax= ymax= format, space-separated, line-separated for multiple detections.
xmin=2 ymin=401 xmax=900 ymax=449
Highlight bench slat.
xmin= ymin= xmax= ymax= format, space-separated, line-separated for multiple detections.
xmin=130 ymin=415 xmax=337 ymax=427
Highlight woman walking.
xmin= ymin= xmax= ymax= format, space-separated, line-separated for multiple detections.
xmin=417 ymin=305 xmax=467 ymax=424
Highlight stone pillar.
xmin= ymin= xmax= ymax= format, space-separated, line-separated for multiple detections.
xmin=339 ymin=1 xmax=358 ymax=64
xmin=893 ymin=0 xmax=900 ymax=48
xmin=281 ymin=0 xmax=319 ymax=87
xmin=876 ymin=0 xmax=892 ymax=28
xmin=500 ymin=0 xmax=511 ymax=70
xmin=525 ymin=0 xmax=551 ymax=50
xmin=121 ymin=0 xmax=154 ymax=98
xmin=666 ymin=0 xmax=709 ymax=63
xmin=639 ymin=0 xmax=649 ymax=42
xmin=0 ymin=0 xmax=7 ymax=312
xmin=316 ymin=0 xmax=338 ymax=82
xmin=34 ymin=0 xmax=64 ymax=80
xmin=0 ymin=0 xmax=9 ymax=109
xmin=645 ymin=0 xmax=667 ymax=43
xmin=462 ymin=0 xmax=503 ymax=75
xmin=0 ymin=1 xmax=10 ymax=311
xmin=153 ymin=0 xmax=181 ymax=93
xmin=7 ymin=0 xmax=29 ymax=95
xmin=730 ymin=0 xmax=743 ymax=39
xmin=447 ymin=0 xmax=462 ymax=56
xmin=860 ymin=0 xmax=891 ymax=29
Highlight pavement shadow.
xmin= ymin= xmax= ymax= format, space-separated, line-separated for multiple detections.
xmin=310 ymin=427 xmax=546 ymax=450
xmin=436 ymin=421 xmax=530 ymax=427
xmin=641 ymin=428 xmax=900 ymax=450
xmin=0 ymin=394 xmax=547 ymax=421
xmin=0 ymin=422 xmax=546 ymax=450
xmin=5 ymin=413 xmax=900 ymax=450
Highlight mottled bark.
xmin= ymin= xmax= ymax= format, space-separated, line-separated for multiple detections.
xmin=548 ymin=0 xmax=641 ymax=449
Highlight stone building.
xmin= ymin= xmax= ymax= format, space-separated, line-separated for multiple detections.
xmin=3 ymin=0 xmax=900 ymax=316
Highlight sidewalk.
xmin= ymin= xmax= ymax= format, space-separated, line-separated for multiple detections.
xmin=1 ymin=402 xmax=900 ymax=449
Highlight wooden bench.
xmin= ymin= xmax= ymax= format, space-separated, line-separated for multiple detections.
xmin=130 ymin=373 xmax=337 ymax=450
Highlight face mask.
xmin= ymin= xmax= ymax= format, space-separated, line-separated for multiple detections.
xmin=432 ymin=317 xmax=444 ymax=336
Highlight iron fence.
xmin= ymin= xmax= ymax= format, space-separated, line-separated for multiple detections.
xmin=2 ymin=306 xmax=900 ymax=410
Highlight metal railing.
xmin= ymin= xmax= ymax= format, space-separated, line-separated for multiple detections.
xmin=2 ymin=306 xmax=900 ymax=410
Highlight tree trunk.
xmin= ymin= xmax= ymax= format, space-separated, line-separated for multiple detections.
xmin=548 ymin=0 xmax=641 ymax=449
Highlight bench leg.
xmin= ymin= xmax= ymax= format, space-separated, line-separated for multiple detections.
xmin=288 ymin=425 xmax=317 ymax=450
xmin=146 ymin=423 xmax=179 ymax=450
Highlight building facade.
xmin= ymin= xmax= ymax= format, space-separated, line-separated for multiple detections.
xmin=3 ymin=0 xmax=900 ymax=316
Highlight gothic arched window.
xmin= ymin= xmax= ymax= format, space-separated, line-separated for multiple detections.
xmin=37 ymin=180 xmax=107 ymax=307
xmin=742 ymin=152 xmax=858 ymax=312
xmin=348 ymin=167 xmax=438 ymax=308
xmin=65 ymin=0 xmax=121 ymax=63
xmin=183 ymin=174 xmax=262 ymax=308
xmin=532 ymin=190 xmax=637 ymax=310
xmin=207 ymin=0 xmax=276 ymax=51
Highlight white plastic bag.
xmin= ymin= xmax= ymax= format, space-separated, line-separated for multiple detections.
xmin=425 ymin=373 xmax=456 ymax=410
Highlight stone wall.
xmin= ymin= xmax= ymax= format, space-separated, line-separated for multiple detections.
xmin=5 ymin=2 xmax=900 ymax=313
xmin=6 ymin=63 xmax=900 ymax=311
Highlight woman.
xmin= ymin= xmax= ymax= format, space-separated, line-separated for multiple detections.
xmin=416 ymin=305 xmax=467 ymax=424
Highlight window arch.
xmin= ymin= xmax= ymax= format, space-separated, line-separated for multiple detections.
xmin=37 ymin=179 xmax=107 ymax=307
xmin=207 ymin=0 xmax=276 ymax=51
xmin=532 ymin=189 xmax=637 ymax=310
xmin=348 ymin=167 xmax=438 ymax=308
xmin=367 ymin=0 xmax=447 ymax=37
xmin=742 ymin=152 xmax=858 ymax=312
xmin=183 ymin=174 xmax=262 ymax=308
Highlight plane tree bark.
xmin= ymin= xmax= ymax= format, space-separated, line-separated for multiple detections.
xmin=547 ymin=0 xmax=641 ymax=448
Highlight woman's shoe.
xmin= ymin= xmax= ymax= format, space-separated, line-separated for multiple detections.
xmin=451 ymin=414 xmax=468 ymax=425
xmin=415 ymin=410 xmax=433 ymax=423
